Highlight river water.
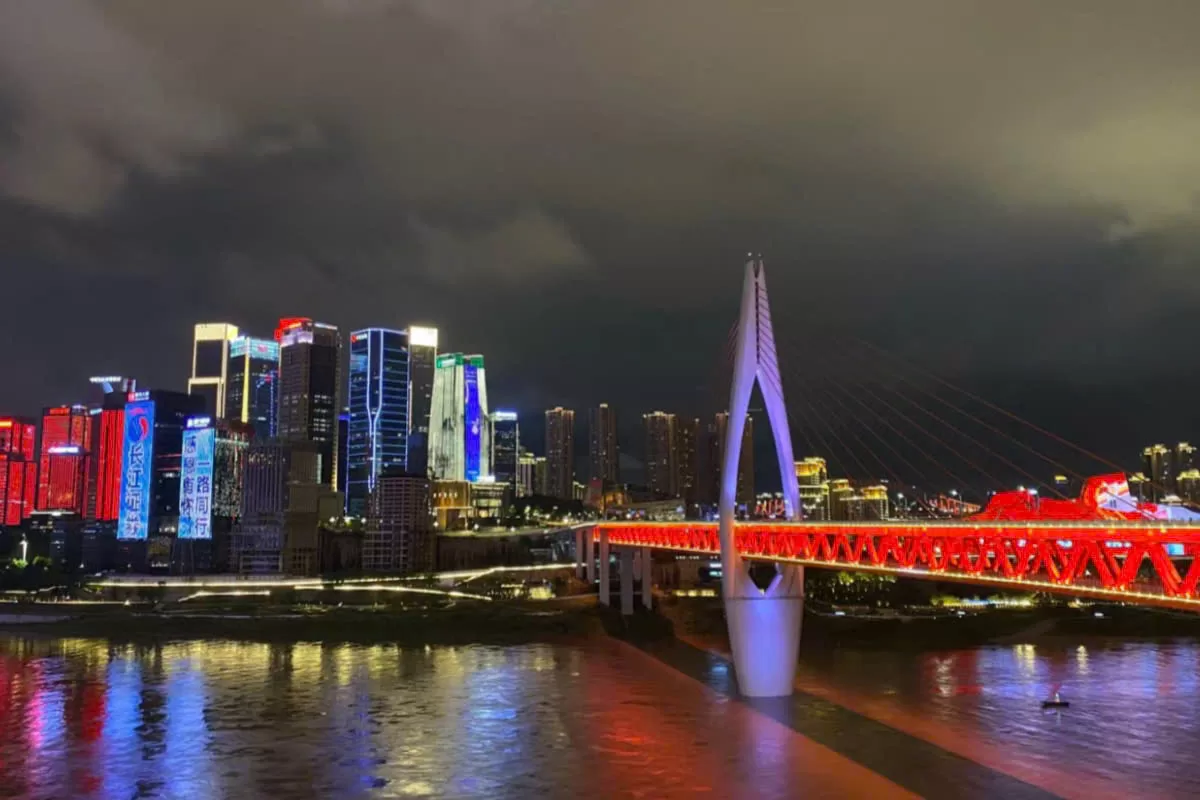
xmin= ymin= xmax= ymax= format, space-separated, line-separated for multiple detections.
xmin=1 ymin=634 xmax=1197 ymax=799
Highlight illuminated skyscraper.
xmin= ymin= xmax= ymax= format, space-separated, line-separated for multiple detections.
xmin=346 ymin=328 xmax=410 ymax=516
xmin=544 ymin=407 xmax=575 ymax=500
xmin=428 ymin=354 xmax=491 ymax=482
xmin=588 ymin=404 xmax=619 ymax=485
xmin=517 ymin=447 xmax=537 ymax=497
xmin=491 ymin=411 xmax=519 ymax=493
xmin=115 ymin=389 xmax=206 ymax=545
xmin=0 ymin=416 xmax=37 ymax=527
xmin=187 ymin=323 xmax=240 ymax=417
xmin=37 ymin=404 xmax=91 ymax=514
xmin=406 ymin=326 xmax=438 ymax=476
xmin=794 ymin=457 xmax=830 ymax=520
xmin=276 ymin=318 xmax=342 ymax=489
xmin=643 ymin=411 xmax=677 ymax=497
xmin=225 ymin=336 xmax=279 ymax=441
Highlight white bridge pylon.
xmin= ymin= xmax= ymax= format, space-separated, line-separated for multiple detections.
xmin=719 ymin=257 xmax=804 ymax=698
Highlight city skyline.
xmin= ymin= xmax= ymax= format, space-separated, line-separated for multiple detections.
xmin=5 ymin=5 xmax=1200 ymax=468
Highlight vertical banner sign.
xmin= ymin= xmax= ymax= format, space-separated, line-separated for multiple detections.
xmin=178 ymin=425 xmax=215 ymax=540
xmin=117 ymin=400 xmax=155 ymax=540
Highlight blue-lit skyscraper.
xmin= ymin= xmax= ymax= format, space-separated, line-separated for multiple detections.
xmin=346 ymin=328 xmax=410 ymax=516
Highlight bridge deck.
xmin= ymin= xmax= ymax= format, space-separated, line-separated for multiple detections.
xmin=593 ymin=521 xmax=1200 ymax=611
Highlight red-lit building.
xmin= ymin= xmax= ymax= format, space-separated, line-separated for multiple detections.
xmin=93 ymin=398 xmax=127 ymax=522
xmin=38 ymin=405 xmax=91 ymax=514
xmin=0 ymin=417 xmax=37 ymax=526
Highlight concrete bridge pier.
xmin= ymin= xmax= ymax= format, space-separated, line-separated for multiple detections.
xmin=585 ymin=531 xmax=597 ymax=587
xmin=575 ymin=528 xmax=586 ymax=581
xmin=620 ymin=549 xmax=634 ymax=615
xmin=598 ymin=530 xmax=611 ymax=606
xmin=641 ymin=548 xmax=653 ymax=609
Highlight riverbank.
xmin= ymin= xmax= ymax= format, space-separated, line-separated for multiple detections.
xmin=0 ymin=599 xmax=610 ymax=645
xmin=658 ymin=598 xmax=1200 ymax=649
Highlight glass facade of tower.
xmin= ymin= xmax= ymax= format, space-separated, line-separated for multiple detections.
xmin=346 ymin=328 xmax=410 ymax=516
xmin=406 ymin=326 xmax=438 ymax=476
xmin=491 ymin=411 xmax=519 ymax=492
xmin=226 ymin=337 xmax=279 ymax=441
xmin=429 ymin=353 xmax=491 ymax=482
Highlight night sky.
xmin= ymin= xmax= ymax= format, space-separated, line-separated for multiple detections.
xmin=2 ymin=2 xmax=1199 ymax=482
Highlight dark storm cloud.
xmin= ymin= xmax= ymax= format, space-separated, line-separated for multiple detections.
xmin=2 ymin=0 xmax=1200 ymax=458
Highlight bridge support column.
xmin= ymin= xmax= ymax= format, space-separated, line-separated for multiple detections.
xmin=718 ymin=258 xmax=804 ymax=698
xmin=724 ymin=564 xmax=804 ymax=698
xmin=585 ymin=531 xmax=596 ymax=586
xmin=620 ymin=549 xmax=634 ymax=615
xmin=641 ymin=548 xmax=653 ymax=609
xmin=598 ymin=530 xmax=610 ymax=606
xmin=575 ymin=528 xmax=586 ymax=580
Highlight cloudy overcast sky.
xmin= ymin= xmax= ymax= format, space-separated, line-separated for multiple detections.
xmin=2 ymin=0 xmax=1199 ymax=470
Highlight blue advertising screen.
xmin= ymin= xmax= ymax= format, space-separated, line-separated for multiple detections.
xmin=464 ymin=361 xmax=481 ymax=482
xmin=178 ymin=426 xmax=215 ymax=540
xmin=117 ymin=400 xmax=155 ymax=540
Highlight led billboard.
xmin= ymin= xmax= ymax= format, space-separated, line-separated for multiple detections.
xmin=178 ymin=423 xmax=215 ymax=540
xmin=116 ymin=399 xmax=155 ymax=540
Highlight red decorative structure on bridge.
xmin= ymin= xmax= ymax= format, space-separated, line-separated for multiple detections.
xmin=595 ymin=517 xmax=1200 ymax=611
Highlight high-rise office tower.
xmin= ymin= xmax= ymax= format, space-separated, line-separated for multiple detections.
xmin=544 ymin=407 xmax=575 ymax=499
xmin=428 ymin=354 xmax=491 ymax=482
xmin=225 ymin=336 xmax=279 ymax=441
xmin=85 ymin=377 xmax=136 ymax=520
xmin=37 ymin=404 xmax=92 ymax=514
xmin=406 ymin=326 xmax=438 ymax=476
xmin=588 ymin=404 xmax=619 ymax=485
xmin=0 ymin=416 xmax=37 ymax=526
xmin=115 ymin=389 xmax=207 ymax=541
xmin=1176 ymin=443 xmax=1196 ymax=489
xmin=276 ymin=317 xmax=341 ymax=489
xmin=714 ymin=411 xmax=755 ymax=508
xmin=675 ymin=416 xmax=700 ymax=507
xmin=643 ymin=411 xmax=677 ymax=498
xmin=345 ymin=328 xmax=410 ymax=516
xmin=491 ymin=411 xmax=519 ymax=493
xmin=188 ymin=323 xmax=240 ymax=418
xmin=365 ymin=471 xmax=433 ymax=573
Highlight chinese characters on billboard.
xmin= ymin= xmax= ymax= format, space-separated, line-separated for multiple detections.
xmin=178 ymin=423 xmax=215 ymax=540
xmin=116 ymin=400 xmax=155 ymax=540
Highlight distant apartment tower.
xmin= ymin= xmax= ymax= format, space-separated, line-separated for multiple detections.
xmin=225 ymin=336 xmax=279 ymax=441
xmin=345 ymin=328 xmax=410 ymax=516
xmin=0 ymin=416 xmax=37 ymax=526
xmin=429 ymin=354 xmax=491 ymax=483
xmin=588 ymin=404 xmax=619 ymax=485
xmin=364 ymin=472 xmax=433 ymax=573
xmin=187 ymin=323 xmax=240 ymax=417
xmin=37 ymin=404 xmax=92 ymax=514
xmin=276 ymin=317 xmax=341 ymax=489
xmin=675 ymin=416 xmax=700 ymax=507
xmin=516 ymin=448 xmax=537 ymax=497
xmin=406 ymin=326 xmax=439 ymax=476
xmin=491 ymin=411 xmax=520 ymax=493
xmin=544 ymin=407 xmax=575 ymax=499
xmin=643 ymin=411 xmax=677 ymax=497
xmin=714 ymin=411 xmax=754 ymax=508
